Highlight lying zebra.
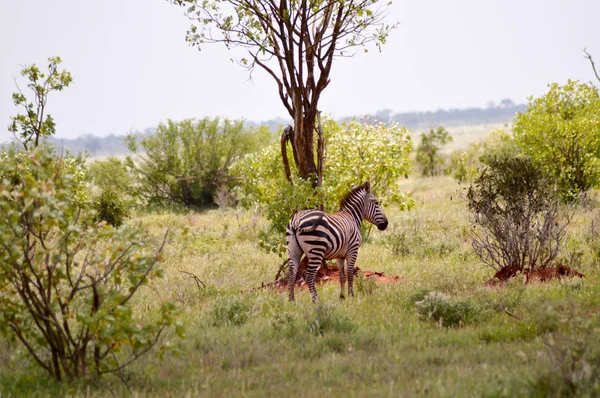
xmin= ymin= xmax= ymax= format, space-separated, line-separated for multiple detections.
xmin=286 ymin=181 xmax=388 ymax=302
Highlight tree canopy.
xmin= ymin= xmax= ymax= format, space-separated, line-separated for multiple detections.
xmin=170 ymin=0 xmax=396 ymax=182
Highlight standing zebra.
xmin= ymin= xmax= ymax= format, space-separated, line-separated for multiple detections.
xmin=286 ymin=181 xmax=388 ymax=302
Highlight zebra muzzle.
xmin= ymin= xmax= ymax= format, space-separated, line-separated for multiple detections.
xmin=377 ymin=220 xmax=388 ymax=231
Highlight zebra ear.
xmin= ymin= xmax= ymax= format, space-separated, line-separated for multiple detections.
xmin=363 ymin=181 xmax=371 ymax=192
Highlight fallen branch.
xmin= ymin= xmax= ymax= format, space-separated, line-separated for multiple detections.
xmin=178 ymin=270 xmax=206 ymax=290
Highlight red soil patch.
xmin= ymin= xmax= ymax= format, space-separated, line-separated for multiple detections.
xmin=483 ymin=266 xmax=521 ymax=287
xmin=252 ymin=260 xmax=401 ymax=293
xmin=525 ymin=264 xmax=585 ymax=284
xmin=483 ymin=264 xmax=584 ymax=287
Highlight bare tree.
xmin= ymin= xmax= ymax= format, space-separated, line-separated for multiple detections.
xmin=467 ymin=156 xmax=572 ymax=272
xmin=584 ymin=48 xmax=600 ymax=85
xmin=170 ymin=0 xmax=396 ymax=184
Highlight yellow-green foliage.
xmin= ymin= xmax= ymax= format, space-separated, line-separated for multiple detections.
xmin=0 ymin=146 xmax=181 ymax=382
xmin=514 ymin=80 xmax=600 ymax=200
xmin=232 ymin=118 xmax=414 ymax=253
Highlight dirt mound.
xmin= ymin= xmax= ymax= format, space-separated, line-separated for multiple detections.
xmin=252 ymin=260 xmax=401 ymax=293
xmin=484 ymin=264 xmax=584 ymax=287
xmin=525 ymin=264 xmax=585 ymax=284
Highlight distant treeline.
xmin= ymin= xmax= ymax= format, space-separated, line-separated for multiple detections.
xmin=43 ymin=100 xmax=525 ymax=157
xmin=368 ymin=99 xmax=526 ymax=129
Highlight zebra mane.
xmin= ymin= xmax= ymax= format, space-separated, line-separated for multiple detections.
xmin=339 ymin=182 xmax=370 ymax=210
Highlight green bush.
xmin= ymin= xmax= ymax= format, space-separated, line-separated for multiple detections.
xmin=126 ymin=117 xmax=270 ymax=209
xmin=414 ymin=291 xmax=479 ymax=328
xmin=210 ymin=296 xmax=252 ymax=327
xmin=514 ymin=80 xmax=600 ymax=201
xmin=8 ymin=56 xmax=72 ymax=150
xmin=232 ymin=117 xmax=414 ymax=254
xmin=448 ymin=128 xmax=521 ymax=184
xmin=305 ymin=303 xmax=356 ymax=335
xmin=0 ymin=145 xmax=181 ymax=382
xmin=467 ymin=154 xmax=570 ymax=272
xmin=93 ymin=186 xmax=129 ymax=226
xmin=415 ymin=126 xmax=452 ymax=177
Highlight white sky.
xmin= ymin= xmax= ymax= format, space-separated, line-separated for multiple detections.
xmin=1 ymin=0 xmax=599 ymax=140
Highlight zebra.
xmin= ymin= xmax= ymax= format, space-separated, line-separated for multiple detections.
xmin=286 ymin=181 xmax=388 ymax=302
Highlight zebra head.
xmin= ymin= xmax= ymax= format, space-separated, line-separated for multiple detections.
xmin=360 ymin=182 xmax=388 ymax=231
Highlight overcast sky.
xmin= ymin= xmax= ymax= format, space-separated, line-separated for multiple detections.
xmin=1 ymin=0 xmax=599 ymax=140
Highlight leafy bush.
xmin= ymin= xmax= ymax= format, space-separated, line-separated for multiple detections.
xmin=89 ymin=157 xmax=134 ymax=225
xmin=514 ymin=80 xmax=600 ymax=201
xmin=210 ymin=296 xmax=252 ymax=327
xmin=89 ymin=156 xmax=135 ymax=195
xmin=467 ymin=155 xmax=571 ymax=272
xmin=8 ymin=56 xmax=72 ymax=150
xmin=415 ymin=126 xmax=452 ymax=177
xmin=93 ymin=186 xmax=129 ymax=226
xmin=535 ymin=329 xmax=600 ymax=396
xmin=305 ymin=303 xmax=356 ymax=335
xmin=448 ymin=128 xmax=520 ymax=184
xmin=232 ymin=118 xmax=413 ymax=254
xmin=0 ymin=145 xmax=181 ymax=382
xmin=414 ymin=291 xmax=479 ymax=328
xmin=126 ymin=118 xmax=270 ymax=209
xmin=382 ymin=231 xmax=412 ymax=256
xmin=355 ymin=273 xmax=378 ymax=295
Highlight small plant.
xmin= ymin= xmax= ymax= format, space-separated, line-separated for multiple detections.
xmin=467 ymin=155 xmax=571 ymax=272
xmin=355 ymin=273 xmax=378 ymax=295
xmin=8 ymin=56 xmax=72 ymax=149
xmin=382 ymin=231 xmax=411 ymax=256
xmin=93 ymin=186 xmax=130 ymax=227
xmin=414 ymin=291 xmax=479 ymax=328
xmin=210 ymin=296 xmax=252 ymax=327
xmin=271 ymin=312 xmax=298 ymax=338
xmin=528 ymin=325 xmax=600 ymax=396
xmin=416 ymin=126 xmax=452 ymax=177
xmin=306 ymin=303 xmax=356 ymax=335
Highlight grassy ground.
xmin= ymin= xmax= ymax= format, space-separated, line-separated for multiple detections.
xmin=1 ymin=176 xmax=599 ymax=397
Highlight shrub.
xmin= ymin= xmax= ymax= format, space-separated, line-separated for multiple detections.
xmin=467 ymin=154 xmax=571 ymax=272
xmin=232 ymin=118 xmax=414 ymax=254
xmin=210 ymin=296 xmax=252 ymax=327
xmin=8 ymin=57 xmax=72 ymax=150
xmin=305 ymin=303 xmax=356 ymax=335
xmin=448 ymin=128 xmax=521 ymax=184
xmin=355 ymin=272 xmax=378 ymax=295
xmin=0 ymin=145 xmax=181 ymax=382
xmin=415 ymin=126 xmax=452 ymax=177
xmin=89 ymin=157 xmax=134 ymax=225
xmin=414 ymin=291 xmax=479 ymax=328
xmin=93 ymin=186 xmax=129 ymax=226
xmin=514 ymin=80 xmax=600 ymax=202
xmin=126 ymin=117 xmax=270 ymax=209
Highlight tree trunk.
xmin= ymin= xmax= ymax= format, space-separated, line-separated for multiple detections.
xmin=293 ymin=114 xmax=318 ymax=181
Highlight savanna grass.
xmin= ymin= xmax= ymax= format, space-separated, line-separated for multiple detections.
xmin=1 ymin=176 xmax=599 ymax=397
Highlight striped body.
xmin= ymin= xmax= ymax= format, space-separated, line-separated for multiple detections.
xmin=286 ymin=182 xmax=388 ymax=302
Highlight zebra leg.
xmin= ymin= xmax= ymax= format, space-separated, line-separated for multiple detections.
xmin=346 ymin=252 xmax=358 ymax=297
xmin=305 ymin=254 xmax=323 ymax=303
xmin=287 ymin=255 xmax=301 ymax=302
xmin=336 ymin=258 xmax=346 ymax=300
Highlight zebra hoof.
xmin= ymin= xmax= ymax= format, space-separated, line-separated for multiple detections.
xmin=339 ymin=294 xmax=345 ymax=300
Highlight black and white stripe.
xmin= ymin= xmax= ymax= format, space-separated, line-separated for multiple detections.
xmin=286 ymin=181 xmax=388 ymax=302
